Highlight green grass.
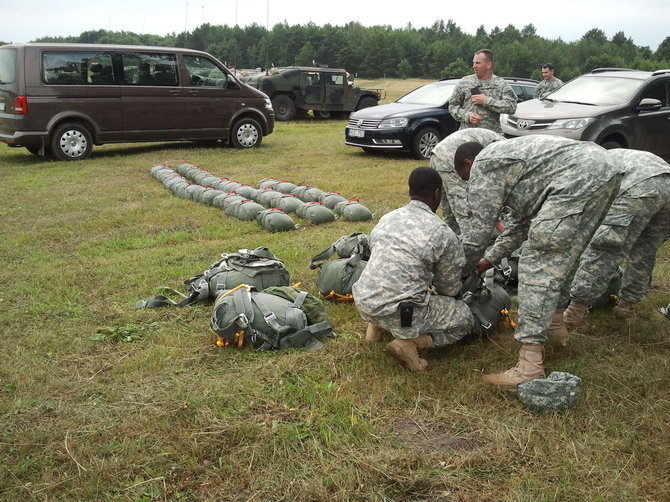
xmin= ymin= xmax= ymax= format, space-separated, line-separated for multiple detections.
xmin=1 ymin=87 xmax=669 ymax=501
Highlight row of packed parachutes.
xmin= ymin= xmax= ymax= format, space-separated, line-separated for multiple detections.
xmin=150 ymin=163 xmax=374 ymax=232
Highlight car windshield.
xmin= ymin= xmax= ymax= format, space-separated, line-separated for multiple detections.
xmin=397 ymin=82 xmax=456 ymax=105
xmin=547 ymin=75 xmax=645 ymax=106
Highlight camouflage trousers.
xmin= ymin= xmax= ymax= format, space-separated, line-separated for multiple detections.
xmin=358 ymin=294 xmax=474 ymax=347
xmin=571 ymin=174 xmax=670 ymax=305
xmin=515 ymin=176 xmax=621 ymax=344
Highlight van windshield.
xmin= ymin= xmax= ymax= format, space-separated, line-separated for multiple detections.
xmin=548 ymin=75 xmax=644 ymax=106
xmin=0 ymin=48 xmax=17 ymax=84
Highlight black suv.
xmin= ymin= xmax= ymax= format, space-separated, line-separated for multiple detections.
xmin=345 ymin=77 xmax=537 ymax=160
xmin=502 ymin=69 xmax=670 ymax=160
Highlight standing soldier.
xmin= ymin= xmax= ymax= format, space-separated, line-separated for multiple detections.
xmin=352 ymin=167 xmax=474 ymax=372
xmin=454 ymin=136 xmax=622 ymax=391
xmin=534 ymin=63 xmax=564 ymax=99
xmin=430 ymin=128 xmax=504 ymax=235
xmin=448 ymin=49 xmax=517 ymax=134
xmin=564 ymin=149 xmax=670 ymax=328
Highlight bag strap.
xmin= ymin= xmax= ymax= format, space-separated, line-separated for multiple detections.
xmin=135 ymin=287 xmax=196 ymax=309
xmin=309 ymin=245 xmax=336 ymax=269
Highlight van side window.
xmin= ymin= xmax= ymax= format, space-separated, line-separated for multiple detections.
xmin=121 ymin=53 xmax=178 ymax=86
xmin=43 ymin=52 xmax=114 ymax=85
xmin=0 ymin=48 xmax=17 ymax=84
xmin=183 ymin=56 xmax=229 ymax=88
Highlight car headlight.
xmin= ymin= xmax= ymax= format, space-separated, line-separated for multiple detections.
xmin=265 ymin=98 xmax=273 ymax=111
xmin=378 ymin=117 xmax=408 ymax=129
xmin=546 ymin=117 xmax=594 ymax=130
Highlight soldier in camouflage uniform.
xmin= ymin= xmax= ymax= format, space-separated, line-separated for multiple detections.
xmin=352 ymin=167 xmax=474 ymax=371
xmin=448 ymin=49 xmax=517 ymax=134
xmin=430 ymin=128 xmax=504 ymax=234
xmin=454 ymin=136 xmax=622 ymax=391
xmin=564 ymin=149 xmax=670 ymax=329
xmin=533 ymin=63 xmax=564 ymax=99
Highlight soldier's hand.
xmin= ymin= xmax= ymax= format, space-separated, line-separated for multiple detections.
xmin=468 ymin=112 xmax=482 ymax=124
xmin=470 ymin=94 xmax=486 ymax=105
xmin=475 ymin=258 xmax=493 ymax=276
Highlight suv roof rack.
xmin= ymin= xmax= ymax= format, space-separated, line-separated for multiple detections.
xmin=652 ymin=69 xmax=670 ymax=76
xmin=504 ymin=77 xmax=539 ymax=83
xmin=590 ymin=67 xmax=638 ymax=73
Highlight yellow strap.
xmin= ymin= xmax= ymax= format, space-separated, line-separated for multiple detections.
xmin=323 ymin=290 xmax=354 ymax=302
xmin=213 ymin=283 xmax=252 ymax=307
xmin=500 ymin=308 xmax=517 ymax=328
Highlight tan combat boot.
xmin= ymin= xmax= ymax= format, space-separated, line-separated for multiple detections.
xmin=361 ymin=323 xmax=385 ymax=342
xmin=564 ymin=301 xmax=589 ymax=332
xmin=386 ymin=338 xmax=429 ymax=372
xmin=613 ymin=299 xmax=636 ymax=320
xmin=548 ymin=309 xmax=570 ymax=346
xmin=414 ymin=334 xmax=435 ymax=349
xmin=482 ymin=344 xmax=545 ymax=392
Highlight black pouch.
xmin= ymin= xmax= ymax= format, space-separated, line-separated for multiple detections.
xmin=399 ymin=301 xmax=414 ymax=327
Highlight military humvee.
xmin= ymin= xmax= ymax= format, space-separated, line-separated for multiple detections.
xmin=238 ymin=66 xmax=385 ymax=121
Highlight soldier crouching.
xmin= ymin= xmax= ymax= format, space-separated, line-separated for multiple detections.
xmin=352 ymin=167 xmax=474 ymax=371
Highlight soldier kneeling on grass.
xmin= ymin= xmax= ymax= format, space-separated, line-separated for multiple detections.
xmin=352 ymin=167 xmax=474 ymax=371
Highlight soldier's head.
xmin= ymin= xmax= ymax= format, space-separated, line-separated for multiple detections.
xmin=454 ymin=142 xmax=485 ymax=181
xmin=541 ymin=63 xmax=556 ymax=81
xmin=408 ymin=166 xmax=442 ymax=213
xmin=473 ymin=49 xmax=494 ymax=80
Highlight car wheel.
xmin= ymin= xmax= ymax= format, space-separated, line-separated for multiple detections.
xmin=271 ymin=95 xmax=296 ymax=121
xmin=231 ymin=118 xmax=263 ymax=149
xmin=356 ymin=96 xmax=378 ymax=111
xmin=600 ymin=140 xmax=622 ymax=150
xmin=50 ymin=122 xmax=93 ymax=161
xmin=412 ymin=127 xmax=441 ymax=160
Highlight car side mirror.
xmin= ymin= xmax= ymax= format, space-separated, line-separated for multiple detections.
xmin=636 ymin=97 xmax=662 ymax=112
xmin=226 ymin=79 xmax=240 ymax=90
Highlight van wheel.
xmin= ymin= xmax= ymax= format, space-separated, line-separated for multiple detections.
xmin=412 ymin=127 xmax=440 ymax=160
xmin=50 ymin=123 xmax=93 ymax=161
xmin=231 ymin=118 xmax=263 ymax=149
xmin=271 ymin=95 xmax=296 ymax=121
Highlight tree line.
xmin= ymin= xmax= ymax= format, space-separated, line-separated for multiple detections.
xmin=9 ymin=20 xmax=670 ymax=81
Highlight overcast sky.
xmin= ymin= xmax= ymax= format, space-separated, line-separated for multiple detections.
xmin=3 ymin=0 xmax=668 ymax=51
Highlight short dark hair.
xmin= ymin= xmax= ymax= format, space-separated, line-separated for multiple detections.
xmin=475 ymin=49 xmax=493 ymax=63
xmin=542 ymin=63 xmax=555 ymax=70
xmin=408 ymin=166 xmax=442 ymax=198
xmin=454 ymin=142 xmax=484 ymax=170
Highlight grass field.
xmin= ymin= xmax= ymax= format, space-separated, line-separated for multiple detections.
xmin=1 ymin=79 xmax=669 ymax=501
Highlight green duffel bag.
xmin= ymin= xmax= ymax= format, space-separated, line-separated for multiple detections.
xmin=256 ymin=208 xmax=298 ymax=232
xmin=185 ymin=184 xmax=207 ymax=201
xmin=200 ymin=175 xmax=224 ymax=187
xmin=314 ymin=254 xmax=367 ymax=301
xmin=296 ymin=201 xmax=336 ymax=225
xmin=200 ymin=188 xmax=226 ymax=205
xmin=173 ymin=181 xmax=193 ymax=199
xmin=219 ymin=180 xmax=242 ymax=192
xmin=210 ymin=285 xmax=333 ymax=350
xmin=309 ymin=233 xmax=371 ymax=267
xmin=320 ymin=191 xmax=347 ymax=209
xmin=334 ymin=199 xmax=374 ymax=221
xmin=256 ymin=188 xmax=284 ymax=207
xmin=273 ymin=194 xmax=306 ymax=213
xmin=163 ymin=175 xmax=186 ymax=191
xmin=291 ymin=185 xmax=324 ymax=202
xmin=214 ymin=192 xmax=245 ymax=210
xmin=175 ymin=163 xmax=199 ymax=177
xmin=274 ymin=181 xmax=298 ymax=194
xmin=459 ymin=270 xmax=513 ymax=337
xmin=225 ymin=198 xmax=265 ymax=221
xmin=234 ymin=184 xmax=258 ymax=199
xmin=257 ymin=177 xmax=279 ymax=190
xmin=151 ymin=164 xmax=172 ymax=178
xmin=192 ymin=171 xmax=215 ymax=186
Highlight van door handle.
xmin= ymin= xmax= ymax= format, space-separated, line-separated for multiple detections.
xmin=188 ymin=90 xmax=200 ymax=95
xmin=169 ymin=89 xmax=180 ymax=95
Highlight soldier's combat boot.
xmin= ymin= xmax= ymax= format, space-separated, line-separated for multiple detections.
xmin=564 ymin=301 xmax=589 ymax=332
xmin=386 ymin=338 xmax=429 ymax=372
xmin=482 ymin=344 xmax=545 ymax=392
xmin=361 ymin=323 xmax=386 ymax=342
xmin=414 ymin=334 xmax=435 ymax=349
xmin=613 ymin=299 xmax=636 ymax=320
xmin=548 ymin=309 xmax=569 ymax=346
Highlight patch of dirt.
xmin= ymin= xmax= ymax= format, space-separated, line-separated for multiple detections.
xmin=394 ymin=418 xmax=482 ymax=454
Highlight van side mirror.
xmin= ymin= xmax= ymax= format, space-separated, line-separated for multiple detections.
xmin=636 ymin=97 xmax=662 ymax=112
xmin=226 ymin=79 xmax=240 ymax=90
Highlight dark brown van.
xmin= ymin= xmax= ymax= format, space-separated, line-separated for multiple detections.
xmin=0 ymin=43 xmax=275 ymax=160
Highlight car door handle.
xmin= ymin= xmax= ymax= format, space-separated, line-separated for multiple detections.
xmin=168 ymin=89 xmax=181 ymax=95
xmin=188 ymin=90 xmax=200 ymax=95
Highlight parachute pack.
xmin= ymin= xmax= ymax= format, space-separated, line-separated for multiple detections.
xmin=309 ymin=233 xmax=371 ymax=301
xmin=210 ymin=285 xmax=335 ymax=350
xmin=135 ymin=247 xmax=290 ymax=308
xmin=459 ymin=269 xmax=513 ymax=337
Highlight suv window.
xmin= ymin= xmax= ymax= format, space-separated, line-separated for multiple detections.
xmin=183 ymin=55 xmax=229 ymax=88
xmin=549 ymin=75 xmax=643 ymax=105
xmin=0 ymin=48 xmax=16 ymax=84
xmin=43 ymin=52 xmax=114 ymax=85
xmin=121 ymin=53 xmax=178 ymax=86
xmin=641 ymin=80 xmax=670 ymax=106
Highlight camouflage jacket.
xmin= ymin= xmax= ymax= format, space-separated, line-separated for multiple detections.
xmin=533 ymin=77 xmax=564 ymax=99
xmin=352 ymin=200 xmax=464 ymax=317
xmin=607 ymin=149 xmax=670 ymax=192
xmin=448 ymin=74 xmax=517 ymax=133
xmin=430 ymin=129 xmax=504 ymax=233
xmin=460 ymin=136 xmax=623 ymax=268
